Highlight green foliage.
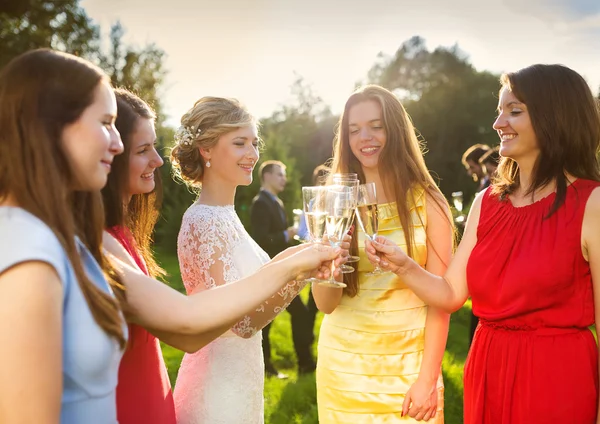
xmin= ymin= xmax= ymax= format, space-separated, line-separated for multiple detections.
xmin=236 ymin=76 xmax=337 ymax=229
xmin=100 ymin=21 xmax=168 ymax=125
xmin=154 ymin=126 xmax=196 ymax=251
xmin=368 ymin=36 xmax=501 ymax=202
xmin=0 ymin=0 xmax=101 ymax=67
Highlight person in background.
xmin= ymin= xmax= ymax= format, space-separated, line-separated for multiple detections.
xmin=461 ymin=143 xmax=492 ymax=346
xmin=479 ymin=146 xmax=500 ymax=178
xmin=250 ymin=160 xmax=316 ymax=378
xmin=462 ymin=144 xmax=492 ymax=192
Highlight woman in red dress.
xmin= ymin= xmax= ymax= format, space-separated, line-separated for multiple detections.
xmin=365 ymin=63 xmax=600 ymax=423
xmin=102 ymin=89 xmax=176 ymax=424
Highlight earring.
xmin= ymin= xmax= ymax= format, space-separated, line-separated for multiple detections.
xmin=206 ymin=160 xmax=211 ymax=168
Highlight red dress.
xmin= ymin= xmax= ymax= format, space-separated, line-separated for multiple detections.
xmin=465 ymin=179 xmax=600 ymax=424
xmin=109 ymin=227 xmax=177 ymax=424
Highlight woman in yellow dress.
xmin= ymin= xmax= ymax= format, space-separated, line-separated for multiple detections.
xmin=315 ymin=85 xmax=453 ymax=423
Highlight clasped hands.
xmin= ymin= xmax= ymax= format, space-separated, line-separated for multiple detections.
xmin=272 ymin=234 xmax=352 ymax=281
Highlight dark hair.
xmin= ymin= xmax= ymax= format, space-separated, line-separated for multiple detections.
xmin=462 ymin=144 xmax=491 ymax=167
xmin=331 ymin=84 xmax=453 ymax=297
xmin=259 ymin=160 xmax=286 ymax=182
xmin=479 ymin=146 xmax=500 ymax=167
xmin=102 ymin=88 xmax=164 ymax=279
xmin=0 ymin=49 xmax=126 ymax=347
xmin=493 ymin=64 xmax=600 ymax=215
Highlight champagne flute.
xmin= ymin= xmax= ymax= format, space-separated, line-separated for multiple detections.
xmin=301 ymin=186 xmax=330 ymax=283
xmin=355 ymin=183 xmax=384 ymax=276
xmin=320 ymin=185 xmax=355 ymax=288
xmin=331 ymin=175 xmax=359 ymax=273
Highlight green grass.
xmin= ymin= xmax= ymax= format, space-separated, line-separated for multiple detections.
xmin=157 ymin=251 xmax=468 ymax=423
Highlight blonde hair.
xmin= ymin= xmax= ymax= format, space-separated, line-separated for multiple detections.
xmin=170 ymin=96 xmax=256 ymax=189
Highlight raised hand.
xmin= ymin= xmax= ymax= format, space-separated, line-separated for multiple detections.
xmin=284 ymin=243 xmax=343 ymax=281
xmin=364 ymin=235 xmax=412 ymax=274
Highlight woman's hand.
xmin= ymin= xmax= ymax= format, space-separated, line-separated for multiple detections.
xmin=283 ymin=243 xmax=342 ymax=281
xmin=403 ymin=377 xmax=438 ymax=421
xmin=364 ymin=236 xmax=412 ymax=274
xmin=339 ymin=233 xmax=351 ymax=262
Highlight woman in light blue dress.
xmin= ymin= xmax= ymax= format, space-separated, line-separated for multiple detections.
xmin=0 ymin=49 xmax=127 ymax=423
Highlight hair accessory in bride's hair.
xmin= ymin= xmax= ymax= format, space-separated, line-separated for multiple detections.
xmin=174 ymin=124 xmax=202 ymax=146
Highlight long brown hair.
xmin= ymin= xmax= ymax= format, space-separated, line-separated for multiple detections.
xmin=102 ymin=88 xmax=165 ymax=278
xmin=0 ymin=49 xmax=126 ymax=347
xmin=331 ymin=85 xmax=452 ymax=296
xmin=493 ymin=64 xmax=600 ymax=215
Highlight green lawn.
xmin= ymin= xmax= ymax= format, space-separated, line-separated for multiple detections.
xmin=157 ymin=251 xmax=469 ymax=423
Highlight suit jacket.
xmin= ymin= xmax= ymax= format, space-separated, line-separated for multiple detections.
xmin=250 ymin=189 xmax=289 ymax=258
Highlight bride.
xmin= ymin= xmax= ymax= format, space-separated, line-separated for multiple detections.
xmin=170 ymin=96 xmax=342 ymax=423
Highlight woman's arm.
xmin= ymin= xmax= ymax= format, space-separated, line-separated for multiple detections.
xmin=366 ymin=189 xmax=485 ymax=313
xmin=581 ymin=188 xmax=600 ymax=423
xmin=103 ymin=232 xmax=221 ymax=352
xmin=403 ymin=194 xmax=453 ymax=421
xmin=106 ymin=242 xmax=340 ymax=350
xmin=0 ymin=262 xmax=62 ymax=423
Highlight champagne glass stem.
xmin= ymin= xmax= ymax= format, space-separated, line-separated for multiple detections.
xmin=366 ymin=234 xmax=384 ymax=276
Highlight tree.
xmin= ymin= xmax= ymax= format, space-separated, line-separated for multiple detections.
xmin=235 ymin=77 xmax=337 ymax=229
xmin=368 ymin=36 xmax=500 ymax=202
xmin=153 ymin=126 xmax=196 ymax=252
xmin=0 ymin=0 xmax=100 ymax=68
xmin=100 ymin=21 xmax=168 ymax=125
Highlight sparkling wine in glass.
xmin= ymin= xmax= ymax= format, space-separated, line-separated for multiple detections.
xmin=332 ymin=174 xmax=360 ymax=272
xmin=320 ymin=185 xmax=355 ymax=288
xmin=301 ymin=186 xmax=330 ymax=283
xmin=356 ymin=183 xmax=384 ymax=276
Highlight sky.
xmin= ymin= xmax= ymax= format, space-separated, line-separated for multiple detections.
xmin=81 ymin=0 xmax=600 ymax=127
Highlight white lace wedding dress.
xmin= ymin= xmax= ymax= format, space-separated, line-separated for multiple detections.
xmin=173 ymin=204 xmax=305 ymax=424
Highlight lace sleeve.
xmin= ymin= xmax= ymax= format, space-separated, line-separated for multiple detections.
xmin=232 ymin=278 xmax=308 ymax=338
xmin=177 ymin=206 xmax=242 ymax=294
xmin=177 ymin=205 xmax=308 ymax=339
xmin=230 ymin=237 xmax=308 ymax=338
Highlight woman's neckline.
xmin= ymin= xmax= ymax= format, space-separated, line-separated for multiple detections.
xmin=194 ymin=202 xmax=234 ymax=209
xmin=506 ymin=178 xmax=579 ymax=210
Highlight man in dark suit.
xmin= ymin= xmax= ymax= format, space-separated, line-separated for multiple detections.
xmin=250 ymin=160 xmax=316 ymax=378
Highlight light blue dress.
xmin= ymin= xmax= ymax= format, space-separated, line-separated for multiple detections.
xmin=0 ymin=207 xmax=126 ymax=423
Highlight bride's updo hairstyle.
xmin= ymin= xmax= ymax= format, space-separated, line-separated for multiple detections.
xmin=170 ymin=96 xmax=256 ymax=189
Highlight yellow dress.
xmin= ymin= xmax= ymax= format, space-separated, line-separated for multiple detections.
xmin=316 ymin=190 xmax=444 ymax=423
